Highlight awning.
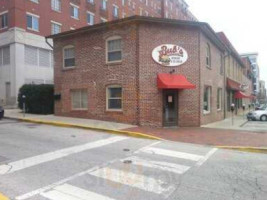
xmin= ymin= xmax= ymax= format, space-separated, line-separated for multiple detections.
xmin=157 ymin=73 xmax=196 ymax=89
xmin=234 ymin=91 xmax=252 ymax=99
xmin=227 ymin=78 xmax=241 ymax=91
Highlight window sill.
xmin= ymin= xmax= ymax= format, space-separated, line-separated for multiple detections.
xmin=203 ymin=111 xmax=211 ymax=115
xmin=52 ymin=9 xmax=61 ymax=13
xmin=206 ymin=66 xmax=212 ymax=70
xmin=71 ymin=108 xmax=88 ymax=111
xmin=105 ymin=109 xmax=123 ymax=113
xmin=27 ymin=28 xmax=39 ymax=32
xmin=71 ymin=16 xmax=79 ymax=20
xmin=105 ymin=61 xmax=122 ymax=66
xmin=62 ymin=66 xmax=76 ymax=71
xmin=217 ymin=109 xmax=222 ymax=112
xmin=0 ymin=27 xmax=8 ymax=30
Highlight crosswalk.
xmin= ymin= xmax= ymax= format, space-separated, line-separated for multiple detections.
xmin=18 ymin=144 xmax=217 ymax=200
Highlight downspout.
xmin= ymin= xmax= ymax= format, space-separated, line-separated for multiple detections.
xmin=223 ymin=51 xmax=230 ymax=119
xmin=135 ymin=24 xmax=140 ymax=126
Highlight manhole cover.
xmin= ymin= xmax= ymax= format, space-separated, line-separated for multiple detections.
xmin=123 ymin=160 xmax=132 ymax=164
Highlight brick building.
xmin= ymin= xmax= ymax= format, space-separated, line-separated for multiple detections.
xmin=0 ymin=0 xmax=196 ymax=107
xmin=48 ymin=16 xmax=226 ymax=127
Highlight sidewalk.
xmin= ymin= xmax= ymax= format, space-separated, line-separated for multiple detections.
xmin=4 ymin=109 xmax=267 ymax=148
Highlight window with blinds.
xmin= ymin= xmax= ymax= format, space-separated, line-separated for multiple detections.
xmin=25 ymin=45 xmax=52 ymax=67
xmin=107 ymin=37 xmax=122 ymax=63
xmin=71 ymin=89 xmax=88 ymax=110
xmin=0 ymin=46 xmax=10 ymax=66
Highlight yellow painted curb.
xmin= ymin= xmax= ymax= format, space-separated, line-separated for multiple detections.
xmin=217 ymin=146 xmax=267 ymax=154
xmin=0 ymin=192 xmax=9 ymax=200
xmin=7 ymin=117 xmax=162 ymax=141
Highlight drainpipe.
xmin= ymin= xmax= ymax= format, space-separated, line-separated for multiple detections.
xmin=223 ymin=51 xmax=230 ymax=119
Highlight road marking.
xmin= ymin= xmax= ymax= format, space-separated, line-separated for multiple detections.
xmin=89 ymin=167 xmax=175 ymax=196
xmin=139 ymin=147 xmax=204 ymax=161
xmin=41 ymin=184 xmax=116 ymax=200
xmin=0 ymin=192 xmax=9 ymax=200
xmin=122 ymin=156 xmax=190 ymax=174
xmin=0 ymin=136 xmax=127 ymax=175
xmin=196 ymin=148 xmax=218 ymax=166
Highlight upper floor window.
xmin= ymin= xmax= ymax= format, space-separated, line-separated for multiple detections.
xmin=25 ymin=45 xmax=52 ymax=68
xmin=206 ymin=43 xmax=211 ymax=68
xmin=70 ymin=4 xmax=79 ymax=19
xmin=51 ymin=21 xmax=62 ymax=35
xmin=106 ymin=37 xmax=122 ymax=63
xmin=122 ymin=0 xmax=126 ymax=6
xmin=63 ymin=46 xmax=75 ymax=68
xmin=113 ymin=5 xmax=119 ymax=18
xmin=51 ymin=0 xmax=61 ymax=12
xmin=101 ymin=0 xmax=107 ymax=10
xmin=0 ymin=12 xmax=8 ymax=29
xmin=87 ymin=12 xmax=94 ymax=25
xmin=220 ymin=54 xmax=224 ymax=75
xmin=87 ymin=0 xmax=94 ymax=4
xmin=26 ymin=13 xmax=39 ymax=31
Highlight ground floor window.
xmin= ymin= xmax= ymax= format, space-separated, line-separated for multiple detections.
xmin=106 ymin=86 xmax=122 ymax=111
xmin=217 ymin=88 xmax=222 ymax=110
xmin=71 ymin=89 xmax=88 ymax=110
xmin=203 ymin=86 xmax=211 ymax=114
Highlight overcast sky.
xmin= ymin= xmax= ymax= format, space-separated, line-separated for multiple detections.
xmin=186 ymin=0 xmax=267 ymax=83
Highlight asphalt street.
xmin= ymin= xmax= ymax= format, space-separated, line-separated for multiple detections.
xmin=0 ymin=119 xmax=266 ymax=200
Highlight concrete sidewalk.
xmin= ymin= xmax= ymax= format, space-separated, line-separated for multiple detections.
xmin=5 ymin=109 xmax=136 ymax=130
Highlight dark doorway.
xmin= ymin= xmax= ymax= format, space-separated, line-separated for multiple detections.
xmin=163 ymin=90 xmax=178 ymax=127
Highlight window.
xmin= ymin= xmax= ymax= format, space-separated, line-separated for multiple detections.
xmin=113 ymin=5 xmax=119 ymax=17
xmin=220 ymin=54 xmax=224 ymax=75
xmin=27 ymin=13 xmax=39 ymax=31
xmin=107 ymin=86 xmax=122 ymax=110
xmin=25 ymin=45 xmax=52 ymax=67
xmin=107 ymin=37 xmax=122 ymax=63
xmin=87 ymin=0 xmax=94 ymax=4
xmin=51 ymin=0 xmax=61 ymax=12
xmin=217 ymin=88 xmax=222 ymax=110
xmin=0 ymin=46 xmax=10 ymax=66
xmin=101 ymin=0 xmax=107 ymax=10
xmin=0 ymin=12 xmax=8 ymax=29
xmin=122 ymin=0 xmax=126 ymax=6
xmin=203 ymin=86 xmax=211 ymax=114
xmin=206 ymin=43 xmax=211 ymax=68
xmin=87 ymin=12 xmax=94 ymax=25
xmin=51 ymin=21 xmax=61 ymax=34
xmin=71 ymin=89 xmax=88 ymax=110
xmin=63 ymin=46 xmax=75 ymax=68
xmin=70 ymin=4 xmax=79 ymax=19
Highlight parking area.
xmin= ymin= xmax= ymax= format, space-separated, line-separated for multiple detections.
xmin=242 ymin=120 xmax=267 ymax=132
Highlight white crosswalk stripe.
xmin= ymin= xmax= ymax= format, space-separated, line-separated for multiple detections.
xmin=0 ymin=136 xmax=127 ymax=175
xmin=121 ymin=156 xmax=190 ymax=174
xmin=89 ymin=167 xmax=175 ymax=196
xmin=41 ymin=184 xmax=116 ymax=200
xmin=138 ymin=147 xmax=204 ymax=161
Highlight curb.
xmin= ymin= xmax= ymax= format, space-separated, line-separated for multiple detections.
xmin=4 ymin=117 xmax=162 ymax=141
xmin=0 ymin=192 xmax=9 ymax=200
xmin=216 ymin=146 xmax=267 ymax=154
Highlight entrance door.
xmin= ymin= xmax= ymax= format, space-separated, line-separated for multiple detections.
xmin=163 ymin=90 xmax=178 ymax=127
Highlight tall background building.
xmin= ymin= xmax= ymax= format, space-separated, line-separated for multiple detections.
xmin=0 ymin=0 xmax=196 ymax=107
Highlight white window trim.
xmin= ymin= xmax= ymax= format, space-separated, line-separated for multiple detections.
xmin=112 ymin=4 xmax=119 ymax=17
xmin=106 ymin=36 xmax=122 ymax=64
xmin=70 ymin=3 xmax=79 ymax=20
xmin=51 ymin=20 xmax=62 ymax=34
xmin=51 ymin=0 xmax=61 ymax=12
xmin=63 ymin=45 xmax=75 ymax=69
xmin=30 ymin=0 xmax=39 ymax=4
xmin=86 ymin=11 xmax=95 ymax=25
xmin=26 ymin=12 xmax=40 ymax=32
xmin=101 ymin=17 xmax=107 ymax=22
xmin=0 ymin=10 xmax=8 ymax=16
xmin=106 ymin=85 xmax=123 ymax=112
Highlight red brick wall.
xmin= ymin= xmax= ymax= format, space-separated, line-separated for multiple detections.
xmin=54 ymin=23 xmax=139 ymax=124
xmin=200 ymin=33 xmax=225 ymax=125
xmin=137 ymin=23 xmax=201 ymax=127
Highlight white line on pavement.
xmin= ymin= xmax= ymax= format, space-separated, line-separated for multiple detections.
xmin=0 ymin=136 xmax=127 ymax=175
xmin=89 ymin=167 xmax=175 ymax=195
xmin=196 ymin=148 xmax=218 ymax=166
xmin=121 ymin=156 xmax=190 ymax=174
xmin=41 ymin=184 xmax=116 ymax=200
xmin=139 ymin=147 xmax=204 ymax=161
